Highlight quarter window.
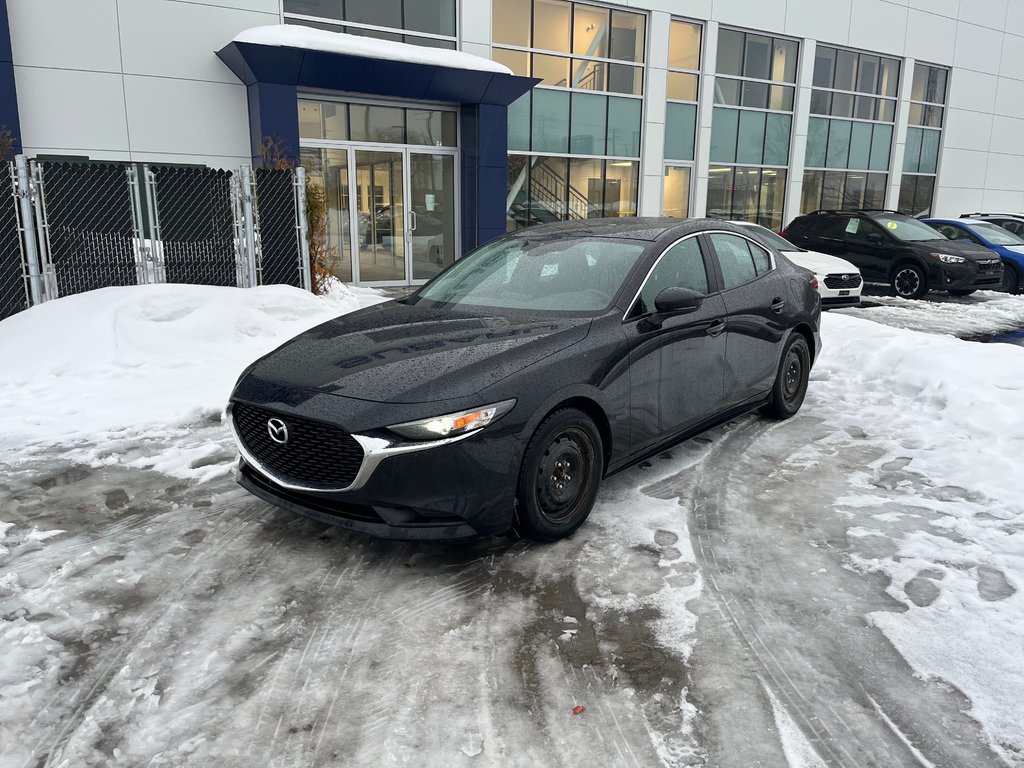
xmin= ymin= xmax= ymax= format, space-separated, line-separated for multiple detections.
xmin=710 ymin=233 xmax=769 ymax=288
xmin=635 ymin=238 xmax=708 ymax=316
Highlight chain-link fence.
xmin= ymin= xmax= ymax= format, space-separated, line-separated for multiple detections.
xmin=150 ymin=166 xmax=237 ymax=286
xmin=254 ymin=168 xmax=305 ymax=288
xmin=1 ymin=157 xmax=309 ymax=321
xmin=0 ymin=164 xmax=28 ymax=321
xmin=36 ymin=162 xmax=141 ymax=297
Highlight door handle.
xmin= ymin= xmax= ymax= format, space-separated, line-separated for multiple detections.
xmin=770 ymin=298 xmax=786 ymax=314
xmin=409 ymin=210 xmax=417 ymax=232
xmin=706 ymin=319 xmax=726 ymax=337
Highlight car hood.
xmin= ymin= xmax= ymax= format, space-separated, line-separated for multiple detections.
xmin=782 ymin=249 xmax=859 ymax=275
xmin=243 ymin=300 xmax=592 ymax=404
xmin=915 ymin=239 xmax=996 ymax=261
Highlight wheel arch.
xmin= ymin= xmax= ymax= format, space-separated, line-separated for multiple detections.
xmin=792 ymin=322 xmax=817 ymax=365
xmin=522 ymin=391 xmax=614 ymax=476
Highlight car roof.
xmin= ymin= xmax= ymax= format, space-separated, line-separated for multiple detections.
xmin=960 ymin=212 xmax=1024 ymax=219
xmin=925 ymin=218 xmax=987 ymax=225
xmin=517 ymin=217 xmax=753 ymax=242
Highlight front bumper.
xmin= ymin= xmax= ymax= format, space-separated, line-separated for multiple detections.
xmin=930 ymin=259 xmax=1003 ymax=291
xmin=815 ymin=272 xmax=862 ymax=310
xmin=231 ymin=404 xmax=523 ymax=541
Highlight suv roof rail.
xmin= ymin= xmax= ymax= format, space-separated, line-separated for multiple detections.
xmin=959 ymin=212 xmax=1023 ymax=218
xmin=807 ymin=208 xmax=901 ymax=216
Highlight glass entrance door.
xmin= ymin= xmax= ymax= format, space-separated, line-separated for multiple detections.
xmin=355 ymin=149 xmax=405 ymax=283
xmin=409 ymin=153 xmax=457 ymax=280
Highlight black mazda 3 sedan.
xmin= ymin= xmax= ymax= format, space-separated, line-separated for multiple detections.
xmin=228 ymin=219 xmax=821 ymax=542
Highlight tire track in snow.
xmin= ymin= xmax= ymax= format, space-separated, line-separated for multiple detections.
xmin=645 ymin=415 xmax=1005 ymax=768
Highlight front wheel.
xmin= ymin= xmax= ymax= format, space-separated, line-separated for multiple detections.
xmin=515 ymin=409 xmax=603 ymax=541
xmin=892 ymin=263 xmax=928 ymax=299
xmin=762 ymin=334 xmax=810 ymax=420
xmin=1001 ymin=263 xmax=1021 ymax=295
xmin=948 ymin=289 xmax=976 ymax=297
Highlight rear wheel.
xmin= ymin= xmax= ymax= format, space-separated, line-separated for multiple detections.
xmin=762 ymin=334 xmax=810 ymax=420
xmin=892 ymin=263 xmax=928 ymax=299
xmin=1002 ymin=263 xmax=1022 ymax=294
xmin=948 ymin=289 xmax=976 ymax=297
xmin=515 ymin=409 xmax=603 ymax=541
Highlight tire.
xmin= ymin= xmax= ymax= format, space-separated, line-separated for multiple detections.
xmin=948 ymin=289 xmax=976 ymax=297
xmin=1001 ymin=263 xmax=1022 ymax=295
xmin=515 ymin=408 xmax=603 ymax=542
xmin=762 ymin=334 xmax=811 ymax=420
xmin=891 ymin=262 xmax=928 ymax=299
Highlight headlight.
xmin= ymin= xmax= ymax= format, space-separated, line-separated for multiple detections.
xmin=931 ymin=252 xmax=966 ymax=264
xmin=387 ymin=399 xmax=516 ymax=441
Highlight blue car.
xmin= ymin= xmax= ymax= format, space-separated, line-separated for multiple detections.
xmin=923 ymin=218 xmax=1024 ymax=294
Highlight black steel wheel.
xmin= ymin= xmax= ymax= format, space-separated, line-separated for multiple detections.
xmin=762 ymin=334 xmax=810 ymax=420
xmin=892 ymin=263 xmax=928 ymax=299
xmin=515 ymin=408 xmax=603 ymax=541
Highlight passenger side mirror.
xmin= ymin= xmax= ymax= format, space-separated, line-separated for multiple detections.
xmin=866 ymin=232 xmax=884 ymax=245
xmin=654 ymin=287 xmax=704 ymax=314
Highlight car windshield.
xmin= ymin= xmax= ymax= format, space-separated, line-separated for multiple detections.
xmin=969 ymin=221 xmax=1024 ymax=245
xmin=874 ymin=215 xmax=946 ymax=242
xmin=741 ymin=224 xmax=805 ymax=252
xmin=412 ymin=236 xmax=645 ymax=312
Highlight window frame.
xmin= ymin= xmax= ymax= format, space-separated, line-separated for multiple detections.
xmin=623 ymin=232 xmax=721 ymax=321
xmin=281 ymin=0 xmax=459 ymax=47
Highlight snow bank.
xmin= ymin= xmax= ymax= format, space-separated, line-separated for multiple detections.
xmin=837 ymin=290 xmax=1024 ymax=339
xmin=234 ymin=25 xmax=513 ymax=75
xmin=0 ymin=283 xmax=386 ymax=465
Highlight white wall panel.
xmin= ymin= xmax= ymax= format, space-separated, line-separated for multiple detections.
xmin=933 ymin=185 xmax=983 ymax=217
xmin=953 ymin=23 xmax=1003 ymax=75
xmin=980 ymin=188 xmax=1024 ymax=211
xmin=784 ymin=0 xmax=851 ymax=46
xmin=710 ymin=1 xmax=785 ymax=37
xmin=170 ymin=0 xmax=280 ymax=12
xmin=997 ymin=34 xmax=1024 ymax=82
xmin=118 ymin=0 xmax=278 ymax=83
xmin=1006 ymin=2 xmax=1024 ymax=37
xmin=123 ymin=76 xmax=250 ymax=159
xmin=848 ymin=0 xmax=908 ymax=55
xmin=994 ymin=76 xmax=1024 ymax=118
xmin=942 ymin=108 xmax=993 ymax=151
xmin=938 ymin=148 xmax=990 ymax=189
xmin=984 ymin=153 xmax=1024 ymax=191
xmin=946 ymin=68 xmax=998 ymax=113
xmin=909 ymin=0 xmax=958 ymax=19
xmin=904 ymin=9 xmax=956 ymax=66
xmin=460 ymin=0 xmax=490 ymax=46
xmin=8 ymin=0 xmax=122 ymax=72
xmin=989 ymin=116 xmax=1024 ymax=156
xmin=14 ymin=68 xmax=129 ymax=153
xmin=957 ymin=0 xmax=1008 ymax=31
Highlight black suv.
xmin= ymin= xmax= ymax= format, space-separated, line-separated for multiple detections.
xmin=783 ymin=210 xmax=1002 ymax=299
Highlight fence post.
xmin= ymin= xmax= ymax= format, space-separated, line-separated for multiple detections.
xmin=142 ymin=166 xmax=166 ymax=284
xmin=126 ymin=165 xmax=150 ymax=284
xmin=239 ymin=165 xmax=258 ymax=287
xmin=29 ymin=161 xmax=57 ymax=300
xmin=294 ymin=166 xmax=311 ymax=292
xmin=13 ymin=155 xmax=43 ymax=305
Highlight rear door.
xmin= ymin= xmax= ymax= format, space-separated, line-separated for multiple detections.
xmin=705 ymin=232 xmax=789 ymax=406
xmin=624 ymin=235 xmax=727 ymax=452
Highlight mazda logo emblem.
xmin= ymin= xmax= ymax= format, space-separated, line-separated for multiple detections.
xmin=267 ymin=418 xmax=289 ymax=444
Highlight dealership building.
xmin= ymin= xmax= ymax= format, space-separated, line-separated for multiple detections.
xmin=3 ymin=0 xmax=1024 ymax=285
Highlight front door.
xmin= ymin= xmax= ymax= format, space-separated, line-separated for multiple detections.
xmin=309 ymin=147 xmax=458 ymax=286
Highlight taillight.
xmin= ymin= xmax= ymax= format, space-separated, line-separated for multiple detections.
xmin=809 ymin=277 xmax=819 ymax=290
xmin=779 ymin=229 xmax=789 ymax=238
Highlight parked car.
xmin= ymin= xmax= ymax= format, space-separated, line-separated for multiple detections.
xmin=731 ymin=221 xmax=863 ymax=309
xmin=925 ymin=218 xmax=1024 ymax=294
xmin=960 ymin=212 xmax=1024 ymax=239
xmin=783 ymin=209 xmax=1002 ymax=299
xmin=227 ymin=219 xmax=822 ymax=542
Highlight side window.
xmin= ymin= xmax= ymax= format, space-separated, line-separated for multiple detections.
xmin=710 ymin=233 xmax=758 ymax=289
xmin=843 ymin=217 xmax=884 ymax=243
xmin=999 ymin=220 xmax=1024 ymax=237
xmin=817 ymin=215 xmax=851 ymax=239
xmin=935 ymin=224 xmax=967 ymax=240
xmin=635 ymin=238 xmax=708 ymax=316
xmin=749 ymin=241 xmax=772 ymax=275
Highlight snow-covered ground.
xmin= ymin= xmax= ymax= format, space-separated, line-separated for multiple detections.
xmin=1 ymin=285 xmax=1022 ymax=768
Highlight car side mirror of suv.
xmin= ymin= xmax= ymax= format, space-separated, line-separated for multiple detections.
xmin=866 ymin=232 xmax=884 ymax=245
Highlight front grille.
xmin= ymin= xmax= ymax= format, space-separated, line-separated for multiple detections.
xmin=978 ymin=260 xmax=1000 ymax=272
xmin=232 ymin=402 xmax=364 ymax=488
xmin=823 ymin=273 xmax=863 ymax=289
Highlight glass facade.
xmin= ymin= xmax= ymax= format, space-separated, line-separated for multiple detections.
xmin=802 ymin=44 xmax=900 ymax=213
xmin=497 ymin=0 xmax=646 ymax=230
xmin=708 ymin=28 xmax=797 ymax=229
xmin=284 ymin=0 xmax=457 ymax=47
xmin=899 ymin=63 xmax=948 ymax=216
